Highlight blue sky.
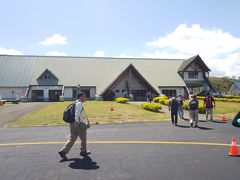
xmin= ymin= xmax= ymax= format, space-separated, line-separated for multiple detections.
xmin=1 ymin=0 xmax=240 ymax=77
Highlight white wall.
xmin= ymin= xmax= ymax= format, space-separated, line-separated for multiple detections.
xmin=43 ymin=89 xmax=49 ymax=101
xmin=64 ymin=88 xmax=73 ymax=99
xmin=183 ymin=62 xmax=204 ymax=81
xmin=0 ymin=87 xmax=27 ymax=100
xmin=90 ymin=87 xmax=96 ymax=99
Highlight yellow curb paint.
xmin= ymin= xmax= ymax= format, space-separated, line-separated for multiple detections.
xmin=0 ymin=141 xmax=239 ymax=147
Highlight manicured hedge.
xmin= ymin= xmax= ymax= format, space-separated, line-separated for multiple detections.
xmin=141 ymin=102 xmax=162 ymax=112
xmin=153 ymin=96 xmax=170 ymax=106
xmin=153 ymin=96 xmax=168 ymax=103
xmin=197 ymin=96 xmax=240 ymax=103
xmin=115 ymin=97 xmax=129 ymax=103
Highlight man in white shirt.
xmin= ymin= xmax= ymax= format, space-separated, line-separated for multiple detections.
xmin=58 ymin=92 xmax=90 ymax=159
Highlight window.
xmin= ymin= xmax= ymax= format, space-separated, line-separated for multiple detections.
xmin=188 ymin=71 xmax=198 ymax=79
xmin=41 ymin=73 xmax=53 ymax=80
xmin=162 ymin=90 xmax=176 ymax=97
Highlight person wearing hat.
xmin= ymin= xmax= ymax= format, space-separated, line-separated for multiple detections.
xmin=169 ymin=94 xmax=179 ymax=126
xmin=188 ymin=94 xmax=199 ymax=127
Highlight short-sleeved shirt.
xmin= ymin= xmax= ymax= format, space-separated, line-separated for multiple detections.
xmin=204 ymin=96 xmax=214 ymax=108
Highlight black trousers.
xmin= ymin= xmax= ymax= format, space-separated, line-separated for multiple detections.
xmin=171 ymin=111 xmax=178 ymax=124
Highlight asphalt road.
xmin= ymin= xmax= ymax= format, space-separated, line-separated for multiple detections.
xmin=0 ymin=102 xmax=52 ymax=127
xmin=0 ymin=121 xmax=239 ymax=180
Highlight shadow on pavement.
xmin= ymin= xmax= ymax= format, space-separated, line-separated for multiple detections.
xmin=60 ymin=156 xmax=100 ymax=170
xmin=176 ymin=124 xmax=190 ymax=128
xmin=211 ymin=120 xmax=227 ymax=124
xmin=197 ymin=126 xmax=213 ymax=130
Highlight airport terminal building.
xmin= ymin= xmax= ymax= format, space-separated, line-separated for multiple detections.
xmin=0 ymin=54 xmax=214 ymax=101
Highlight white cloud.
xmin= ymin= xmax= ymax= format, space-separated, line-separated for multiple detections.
xmin=46 ymin=51 xmax=67 ymax=56
xmin=94 ymin=50 xmax=105 ymax=57
xmin=0 ymin=47 xmax=23 ymax=55
xmin=144 ymin=24 xmax=240 ymax=77
xmin=40 ymin=34 xmax=67 ymax=46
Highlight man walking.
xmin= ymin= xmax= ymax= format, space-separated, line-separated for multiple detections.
xmin=146 ymin=91 xmax=151 ymax=102
xmin=58 ymin=92 xmax=90 ymax=160
xmin=188 ymin=94 xmax=199 ymax=128
xmin=203 ymin=92 xmax=215 ymax=121
xmin=169 ymin=94 xmax=179 ymax=126
xmin=177 ymin=94 xmax=184 ymax=119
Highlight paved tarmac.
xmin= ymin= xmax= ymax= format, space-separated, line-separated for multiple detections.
xmin=0 ymin=121 xmax=239 ymax=180
xmin=0 ymin=102 xmax=52 ymax=127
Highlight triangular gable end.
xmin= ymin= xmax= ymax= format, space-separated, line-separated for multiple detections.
xmin=101 ymin=64 xmax=159 ymax=96
xmin=178 ymin=55 xmax=211 ymax=73
xmin=234 ymin=82 xmax=240 ymax=90
xmin=37 ymin=69 xmax=59 ymax=80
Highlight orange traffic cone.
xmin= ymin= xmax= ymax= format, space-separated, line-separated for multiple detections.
xmin=228 ymin=137 xmax=240 ymax=157
xmin=221 ymin=113 xmax=227 ymax=121
xmin=110 ymin=106 xmax=114 ymax=111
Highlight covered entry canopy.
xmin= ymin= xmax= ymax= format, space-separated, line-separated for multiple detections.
xmin=101 ymin=64 xmax=159 ymax=100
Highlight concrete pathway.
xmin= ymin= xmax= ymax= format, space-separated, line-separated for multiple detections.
xmin=128 ymin=101 xmax=217 ymax=121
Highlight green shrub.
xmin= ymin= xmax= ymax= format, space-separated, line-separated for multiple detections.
xmin=198 ymin=103 xmax=206 ymax=114
xmin=197 ymin=96 xmax=240 ymax=103
xmin=115 ymin=97 xmax=129 ymax=103
xmin=163 ymin=99 xmax=170 ymax=106
xmin=183 ymin=101 xmax=189 ymax=110
xmin=141 ymin=102 xmax=162 ymax=112
xmin=153 ymin=96 xmax=168 ymax=103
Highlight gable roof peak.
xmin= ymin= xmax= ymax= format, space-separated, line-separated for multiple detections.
xmin=37 ymin=68 xmax=59 ymax=80
xmin=178 ymin=54 xmax=210 ymax=72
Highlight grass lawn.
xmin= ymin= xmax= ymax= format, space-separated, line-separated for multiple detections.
xmin=0 ymin=102 xmax=14 ymax=108
xmin=5 ymin=101 xmax=170 ymax=127
xmin=214 ymin=101 xmax=240 ymax=119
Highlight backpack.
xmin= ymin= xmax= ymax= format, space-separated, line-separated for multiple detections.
xmin=63 ymin=103 xmax=76 ymax=123
xmin=205 ymin=96 xmax=213 ymax=108
xmin=170 ymin=98 xmax=178 ymax=108
xmin=189 ymin=99 xmax=198 ymax=110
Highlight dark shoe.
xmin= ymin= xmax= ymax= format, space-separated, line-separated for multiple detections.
xmin=80 ymin=151 xmax=91 ymax=156
xmin=58 ymin=150 xmax=67 ymax=159
xmin=195 ymin=124 xmax=198 ymax=128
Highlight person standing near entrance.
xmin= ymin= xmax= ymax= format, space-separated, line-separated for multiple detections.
xmin=146 ymin=91 xmax=151 ymax=102
xmin=188 ymin=94 xmax=199 ymax=127
xmin=58 ymin=92 xmax=90 ymax=159
xmin=169 ymin=94 xmax=179 ymax=126
xmin=203 ymin=92 xmax=215 ymax=121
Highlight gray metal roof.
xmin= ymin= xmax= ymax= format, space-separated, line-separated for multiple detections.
xmin=178 ymin=55 xmax=211 ymax=72
xmin=0 ymin=55 xmax=187 ymax=94
xmin=0 ymin=55 xmax=37 ymax=87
